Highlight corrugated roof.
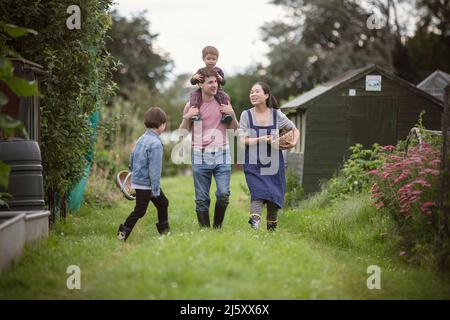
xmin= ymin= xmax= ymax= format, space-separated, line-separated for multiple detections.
xmin=281 ymin=65 xmax=372 ymax=110
xmin=281 ymin=64 xmax=443 ymax=111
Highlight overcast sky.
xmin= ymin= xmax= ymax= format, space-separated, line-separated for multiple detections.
xmin=112 ymin=0 xmax=285 ymax=78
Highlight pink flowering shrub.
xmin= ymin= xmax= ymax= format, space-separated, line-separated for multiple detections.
xmin=369 ymin=142 xmax=449 ymax=268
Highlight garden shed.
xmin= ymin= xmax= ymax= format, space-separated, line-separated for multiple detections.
xmin=281 ymin=64 xmax=443 ymax=194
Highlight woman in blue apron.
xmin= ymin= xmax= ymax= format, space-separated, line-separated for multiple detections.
xmin=239 ymin=82 xmax=300 ymax=231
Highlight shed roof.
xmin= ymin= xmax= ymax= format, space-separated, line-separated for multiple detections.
xmin=417 ymin=70 xmax=450 ymax=101
xmin=281 ymin=64 xmax=443 ymax=112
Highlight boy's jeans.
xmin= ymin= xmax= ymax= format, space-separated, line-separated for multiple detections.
xmin=192 ymin=147 xmax=231 ymax=214
xmin=124 ymin=189 xmax=168 ymax=231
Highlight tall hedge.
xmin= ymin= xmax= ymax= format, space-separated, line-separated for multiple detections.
xmin=0 ymin=1 xmax=116 ymax=219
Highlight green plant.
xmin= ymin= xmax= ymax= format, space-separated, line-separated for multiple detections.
xmin=285 ymin=168 xmax=305 ymax=208
xmin=83 ymin=164 xmax=121 ymax=208
xmin=403 ymin=111 xmax=443 ymax=151
xmin=0 ymin=23 xmax=40 ymax=206
xmin=327 ymin=143 xmax=384 ymax=199
xmin=1 ymin=1 xmax=117 ymax=218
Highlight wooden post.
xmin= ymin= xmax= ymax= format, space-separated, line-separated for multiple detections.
xmin=439 ymin=84 xmax=450 ymax=237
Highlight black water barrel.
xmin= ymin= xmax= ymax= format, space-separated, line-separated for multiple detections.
xmin=0 ymin=139 xmax=44 ymax=210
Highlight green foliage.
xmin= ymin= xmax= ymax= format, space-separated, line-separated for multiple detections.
xmin=1 ymin=1 xmax=117 ymax=214
xmin=106 ymin=10 xmax=173 ymax=95
xmin=0 ymin=23 xmax=39 ymax=139
xmin=94 ymin=9 xmax=177 ymax=187
xmin=1 ymin=23 xmax=37 ymax=38
xmin=284 ymin=193 xmax=397 ymax=257
xmin=0 ymin=160 xmax=10 ymax=189
xmin=259 ymin=0 xmax=449 ymax=101
xmin=404 ymin=14 xmax=450 ymax=83
xmin=83 ymin=164 xmax=121 ymax=208
xmin=0 ymin=23 xmax=40 ymax=207
xmin=225 ymin=68 xmax=263 ymax=119
xmin=327 ymin=143 xmax=384 ymax=199
xmin=414 ymin=111 xmax=442 ymax=149
xmin=284 ymin=168 xmax=304 ymax=208
xmin=260 ymin=0 xmax=395 ymax=100
xmin=95 ymin=96 xmax=190 ymax=179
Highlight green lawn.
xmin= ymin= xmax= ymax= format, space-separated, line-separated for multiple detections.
xmin=1 ymin=172 xmax=449 ymax=299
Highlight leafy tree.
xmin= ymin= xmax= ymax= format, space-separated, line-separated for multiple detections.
xmin=261 ymin=0 xmax=396 ymax=100
xmin=1 ymin=0 xmax=117 ymax=218
xmin=403 ymin=0 xmax=450 ymax=83
xmin=106 ymin=10 xmax=173 ymax=98
xmin=262 ymin=0 xmax=450 ymax=99
xmin=153 ymin=73 xmax=191 ymax=130
xmin=225 ymin=67 xmax=264 ymax=119
xmin=261 ymin=0 xmax=449 ymax=100
xmin=99 ymin=10 xmax=174 ymax=150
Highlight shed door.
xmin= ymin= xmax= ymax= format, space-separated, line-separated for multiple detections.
xmin=348 ymin=97 xmax=398 ymax=148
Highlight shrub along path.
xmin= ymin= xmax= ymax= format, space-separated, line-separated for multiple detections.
xmin=1 ymin=173 xmax=449 ymax=299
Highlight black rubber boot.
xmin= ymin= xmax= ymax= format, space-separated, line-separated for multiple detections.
xmin=117 ymin=224 xmax=132 ymax=241
xmin=213 ymin=203 xmax=228 ymax=229
xmin=197 ymin=211 xmax=211 ymax=228
xmin=156 ymin=221 xmax=170 ymax=235
xmin=267 ymin=221 xmax=277 ymax=232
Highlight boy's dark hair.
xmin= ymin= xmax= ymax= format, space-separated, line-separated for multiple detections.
xmin=144 ymin=107 xmax=167 ymax=128
xmin=202 ymin=45 xmax=219 ymax=59
xmin=198 ymin=67 xmax=219 ymax=83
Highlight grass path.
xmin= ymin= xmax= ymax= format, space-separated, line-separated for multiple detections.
xmin=1 ymin=173 xmax=449 ymax=299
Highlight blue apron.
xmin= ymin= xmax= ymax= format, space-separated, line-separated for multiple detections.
xmin=243 ymin=108 xmax=286 ymax=208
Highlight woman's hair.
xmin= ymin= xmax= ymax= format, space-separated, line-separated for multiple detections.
xmin=202 ymin=45 xmax=219 ymax=59
xmin=253 ymin=82 xmax=279 ymax=109
xmin=144 ymin=107 xmax=167 ymax=128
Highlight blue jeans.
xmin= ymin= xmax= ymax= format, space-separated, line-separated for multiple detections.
xmin=192 ymin=148 xmax=231 ymax=214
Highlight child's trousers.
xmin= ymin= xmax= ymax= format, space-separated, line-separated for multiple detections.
xmin=250 ymin=199 xmax=279 ymax=222
xmin=124 ymin=189 xmax=169 ymax=231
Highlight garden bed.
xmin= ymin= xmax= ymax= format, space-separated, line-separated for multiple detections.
xmin=0 ymin=210 xmax=50 ymax=272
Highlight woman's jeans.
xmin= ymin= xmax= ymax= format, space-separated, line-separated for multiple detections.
xmin=192 ymin=147 xmax=231 ymax=214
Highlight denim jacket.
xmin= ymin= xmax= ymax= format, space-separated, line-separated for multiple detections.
xmin=129 ymin=129 xmax=163 ymax=196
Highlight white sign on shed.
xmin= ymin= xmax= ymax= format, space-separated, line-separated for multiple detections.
xmin=365 ymin=75 xmax=382 ymax=91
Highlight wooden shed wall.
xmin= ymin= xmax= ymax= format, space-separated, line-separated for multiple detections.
xmin=294 ymin=71 xmax=442 ymax=194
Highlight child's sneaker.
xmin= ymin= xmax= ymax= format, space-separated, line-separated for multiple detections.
xmin=117 ymin=224 xmax=131 ymax=241
xmin=267 ymin=220 xmax=277 ymax=231
xmin=156 ymin=221 xmax=170 ymax=235
xmin=221 ymin=113 xmax=233 ymax=124
xmin=248 ymin=214 xmax=261 ymax=230
xmin=190 ymin=106 xmax=201 ymax=121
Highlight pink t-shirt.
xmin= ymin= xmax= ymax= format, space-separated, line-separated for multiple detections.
xmin=183 ymin=100 xmax=228 ymax=148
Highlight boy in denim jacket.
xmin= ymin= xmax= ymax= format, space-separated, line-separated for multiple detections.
xmin=117 ymin=107 xmax=170 ymax=241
